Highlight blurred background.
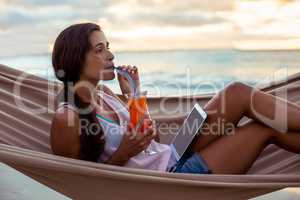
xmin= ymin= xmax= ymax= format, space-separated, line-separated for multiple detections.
xmin=0 ymin=0 xmax=300 ymax=96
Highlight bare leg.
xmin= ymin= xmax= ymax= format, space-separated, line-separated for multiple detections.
xmin=193 ymin=82 xmax=300 ymax=152
xmin=198 ymin=122 xmax=300 ymax=174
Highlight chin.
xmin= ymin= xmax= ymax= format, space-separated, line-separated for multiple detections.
xmin=102 ymin=72 xmax=116 ymax=81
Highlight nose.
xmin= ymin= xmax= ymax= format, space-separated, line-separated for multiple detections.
xmin=108 ymin=50 xmax=114 ymax=61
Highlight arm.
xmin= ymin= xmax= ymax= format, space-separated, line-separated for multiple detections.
xmin=50 ymin=108 xmax=81 ymax=159
xmin=51 ymin=106 xmax=132 ymax=166
xmin=104 ymin=149 xmax=130 ymax=166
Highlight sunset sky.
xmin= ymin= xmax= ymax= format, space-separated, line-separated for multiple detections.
xmin=0 ymin=0 xmax=300 ymax=57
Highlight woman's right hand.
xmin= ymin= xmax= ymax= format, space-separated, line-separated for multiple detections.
xmin=114 ymin=120 xmax=156 ymax=162
xmin=117 ymin=65 xmax=141 ymax=97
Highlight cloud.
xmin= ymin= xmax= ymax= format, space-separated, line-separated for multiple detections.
xmin=0 ymin=0 xmax=110 ymax=28
xmin=114 ymin=11 xmax=225 ymax=27
xmin=4 ymin=0 xmax=77 ymax=6
xmin=0 ymin=0 xmax=300 ymax=57
xmin=229 ymin=0 xmax=300 ymax=34
xmin=105 ymin=0 xmax=232 ymax=27
xmin=110 ymin=0 xmax=235 ymax=12
xmin=0 ymin=5 xmax=75 ymax=28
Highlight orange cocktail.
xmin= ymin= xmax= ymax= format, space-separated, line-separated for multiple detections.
xmin=128 ymin=91 xmax=151 ymax=132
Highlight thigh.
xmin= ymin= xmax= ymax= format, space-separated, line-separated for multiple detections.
xmin=197 ymin=122 xmax=274 ymax=174
xmin=191 ymin=88 xmax=249 ymax=152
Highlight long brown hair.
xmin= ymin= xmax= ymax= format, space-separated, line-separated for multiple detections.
xmin=52 ymin=23 xmax=105 ymax=162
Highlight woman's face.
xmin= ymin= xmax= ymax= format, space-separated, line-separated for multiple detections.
xmin=81 ymin=30 xmax=115 ymax=82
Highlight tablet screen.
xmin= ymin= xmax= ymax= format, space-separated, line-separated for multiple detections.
xmin=171 ymin=104 xmax=207 ymax=160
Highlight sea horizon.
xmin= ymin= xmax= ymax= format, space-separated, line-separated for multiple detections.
xmin=2 ymin=48 xmax=300 ymax=59
xmin=1 ymin=49 xmax=299 ymax=97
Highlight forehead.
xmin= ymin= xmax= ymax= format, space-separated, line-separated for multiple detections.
xmin=89 ymin=30 xmax=107 ymax=46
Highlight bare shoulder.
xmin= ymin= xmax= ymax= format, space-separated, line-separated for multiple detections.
xmin=52 ymin=107 xmax=80 ymax=129
xmin=97 ymin=84 xmax=115 ymax=95
xmin=50 ymin=107 xmax=81 ymax=159
xmin=97 ymin=84 xmax=127 ymax=106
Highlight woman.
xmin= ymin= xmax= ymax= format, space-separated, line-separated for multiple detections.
xmin=51 ymin=23 xmax=300 ymax=174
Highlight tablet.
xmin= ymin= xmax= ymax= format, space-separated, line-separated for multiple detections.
xmin=170 ymin=103 xmax=207 ymax=161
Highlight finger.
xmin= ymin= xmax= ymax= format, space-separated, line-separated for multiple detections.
xmin=117 ymin=72 xmax=126 ymax=80
xmin=128 ymin=65 xmax=136 ymax=74
xmin=129 ymin=139 xmax=144 ymax=152
xmin=151 ymin=119 xmax=155 ymax=126
xmin=151 ymin=121 xmax=157 ymax=135
xmin=135 ymin=115 xmax=146 ymax=133
xmin=131 ymin=139 xmax=151 ymax=154
xmin=126 ymin=125 xmax=139 ymax=140
xmin=121 ymin=65 xmax=127 ymax=71
xmin=138 ymin=128 xmax=154 ymax=143
xmin=127 ymin=128 xmax=144 ymax=144
xmin=133 ymin=66 xmax=138 ymax=75
xmin=122 ymin=65 xmax=133 ymax=75
xmin=145 ymin=119 xmax=153 ymax=127
xmin=141 ymin=136 xmax=154 ymax=147
xmin=133 ymin=129 xmax=151 ymax=146
xmin=129 ymin=66 xmax=135 ymax=74
xmin=132 ymin=129 xmax=143 ymax=141
xmin=138 ymin=140 xmax=146 ymax=149
xmin=145 ymin=127 xmax=156 ymax=139
xmin=148 ymin=131 xmax=156 ymax=141
xmin=124 ymin=130 xmax=135 ymax=140
xmin=137 ymin=119 xmax=153 ymax=135
xmin=126 ymin=65 xmax=132 ymax=72
xmin=132 ymin=66 xmax=137 ymax=74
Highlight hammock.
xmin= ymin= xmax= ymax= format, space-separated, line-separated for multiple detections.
xmin=0 ymin=64 xmax=300 ymax=199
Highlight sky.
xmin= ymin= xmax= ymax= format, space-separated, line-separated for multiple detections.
xmin=0 ymin=0 xmax=300 ymax=57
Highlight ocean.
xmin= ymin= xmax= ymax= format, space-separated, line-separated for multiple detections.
xmin=0 ymin=49 xmax=299 ymax=96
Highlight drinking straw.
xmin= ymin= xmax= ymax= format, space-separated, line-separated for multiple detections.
xmin=114 ymin=66 xmax=138 ymax=98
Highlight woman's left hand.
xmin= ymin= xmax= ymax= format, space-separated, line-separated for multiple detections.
xmin=117 ymin=65 xmax=140 ymax=96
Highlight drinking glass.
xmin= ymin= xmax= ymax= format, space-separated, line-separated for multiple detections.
xmin=128 ymin=91 xmax=156 ymax=155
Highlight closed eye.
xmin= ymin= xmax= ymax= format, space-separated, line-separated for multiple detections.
xmin=94 ymin=42 xmax=110 ymax=51
xmin=96 ymin=48 xmax=102 ymax=53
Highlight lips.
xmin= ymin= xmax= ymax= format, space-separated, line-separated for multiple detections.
xmin=106 ymin=64 xmax=115 ymax=69
xmin=105 ymin=65 xmax=114 ymax=70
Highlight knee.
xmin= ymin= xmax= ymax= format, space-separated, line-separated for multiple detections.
xmin=224 ymin=82 xmax=252 ymax=103
xmin=225 ymin=81 xmax=250 ymax=95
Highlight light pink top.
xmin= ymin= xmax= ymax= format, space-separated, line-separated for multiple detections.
xmin=96 ymin=90 xmax=177 ymax=171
